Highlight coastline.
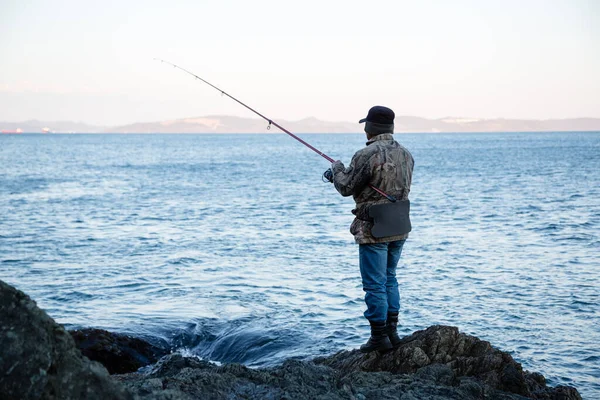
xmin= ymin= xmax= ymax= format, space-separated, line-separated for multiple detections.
xmin=0 ymin=279 xmax=582 ymax=400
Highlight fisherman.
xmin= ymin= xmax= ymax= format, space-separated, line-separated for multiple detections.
xmin=323 ymin=106 xmax=414 ymax=353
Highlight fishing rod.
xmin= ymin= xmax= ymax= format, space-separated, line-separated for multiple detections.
xmin=154 ymin=58 xmax=396 ymax=202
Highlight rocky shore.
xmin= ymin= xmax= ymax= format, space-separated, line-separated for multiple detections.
xmin=0 ymin=280 xmax=582 ymax=399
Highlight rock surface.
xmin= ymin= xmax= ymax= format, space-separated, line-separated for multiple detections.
xmin=0 ymin=279 xmax=582 ymax=400
xmin=0 ymin=280 xmax=132 ymax=400
xmin=119 ymin=327 xmax=581 ymax=400
xmin=70 ymin=328 xmax=169 ymax=374
xmin=315 ymin=325 xmax=581 ymax=399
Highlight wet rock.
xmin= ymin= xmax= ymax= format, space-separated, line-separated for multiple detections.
xmin=119 ymin=352 xmax=510 ymax=399
xmin=1 ymin=278 xmax=582 ymax=400
xmin=0 ymin=280 xmax=132 ymax=400
xmin=316 ymin=325 xmax=581 ymax=400
xmin=70 ymin=328 xmax=169 ymax=374
xmin=118 ymin=326 xmax=581 ymax=400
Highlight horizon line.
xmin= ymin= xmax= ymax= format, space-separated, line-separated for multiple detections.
xmin=3 ymin=114 xmax=600 ymax=127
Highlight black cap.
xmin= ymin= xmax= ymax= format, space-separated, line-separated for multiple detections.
xmin=359 ymin=106 xmax=395 ymax=124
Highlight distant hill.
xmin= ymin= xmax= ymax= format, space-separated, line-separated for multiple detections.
xmin=431 ymin=117 xmax=600 ymax=133
xmin=2 ymin=116 xmax=599 ymax=134
xmin=109 ymin=115 xmax=600 ymax=133
xmin=108 ymin=116 xmax=357 ymax=134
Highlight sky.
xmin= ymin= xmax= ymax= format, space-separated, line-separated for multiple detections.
xmin=0 ymin=0 xmax=598 ymax=126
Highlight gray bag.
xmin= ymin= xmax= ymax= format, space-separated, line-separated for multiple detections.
xmin=368 ymin=200 xmax=411 ymax=238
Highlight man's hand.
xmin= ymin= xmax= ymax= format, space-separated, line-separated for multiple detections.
xmin=323 ymin=161 xmax=345 ymax=183
xmin=331 ymin=160 xmax=344 ymax=172
xmin=322 ymin=168 xmax=334 ymax=183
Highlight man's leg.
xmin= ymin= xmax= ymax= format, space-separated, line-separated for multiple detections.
xmin=359 ymin=242 xmax=389 ymax=322
xmin=359 ymin=242 xmax=393 ymax=353
xmin=386 ymin=239 xmax=405 ymax=313
xmin=386 ymin=239 xmax=406 ymax=347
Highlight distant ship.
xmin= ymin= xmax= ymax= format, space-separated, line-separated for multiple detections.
xmin=42 ymin=127 xmax=50 ymax=133
xmin=1 ymin=129 xmax=23 ymax=134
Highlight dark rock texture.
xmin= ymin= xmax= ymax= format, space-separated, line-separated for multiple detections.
xmin=0 ymin=279 xmax=582 ymax=400
xmin=119 ymin=326 xmax=581 ymax=400
xmin=70 ymin=328 xmax=169 ymax=374
xmin=316 ymin=325 xmax=581 ymax=400
xmin=0 ymin=280 xmax=132 ymax=400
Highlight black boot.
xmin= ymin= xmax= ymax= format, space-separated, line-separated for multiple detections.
xmin=387 ymin=312 xmax=401 ymax=348
xmin=360 ymin=321 xmax=393 ymax=353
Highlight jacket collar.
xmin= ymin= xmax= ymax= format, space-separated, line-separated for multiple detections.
xmin=366 ymin=133 xmax=394 ymax=146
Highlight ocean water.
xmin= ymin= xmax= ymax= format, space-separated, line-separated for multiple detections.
xmin=1 ymin=132 xmax=599 ymax=397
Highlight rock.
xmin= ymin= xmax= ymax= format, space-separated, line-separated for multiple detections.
xmin=118 ymin=326 xmax=581 ymax=400
xmin=0 ymin=279 xmax=582 ymax=400
xmin=70 ymin=328 xmax=169 ymax=374
xmin=316 ymin=325 xmax=581 ymax=400
xmin=118 ymin=352 xmax=509 ymax=399
xmin=0 ymin=280 xmax=132 ymax=400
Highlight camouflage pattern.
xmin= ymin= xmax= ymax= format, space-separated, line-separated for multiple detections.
xmin=332 ymin=133 xmax=414 ymax=244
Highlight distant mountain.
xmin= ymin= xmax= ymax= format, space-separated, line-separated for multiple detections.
xmin=109 ymin=115 xmax=600 ymax=133
xmin=2 ymin=116 xmax=599 ymax=134
xmin=109 ymin=116 xmax=357 ymax=134
xmin=430 ymin=117 xmax=600 ymax=133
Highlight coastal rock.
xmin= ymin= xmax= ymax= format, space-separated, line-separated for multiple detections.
xmin=0 ymin=279 xmax=582 ymax=400
xmin=70 ymin=328 xmax=169 ymax=374
xmin=119 ymin=327 xmax=581 ymax=400
xmin=316 ymin=325 xmax=581 ymax=399
xmin=0 ymin=280 xmax=132 ymax=400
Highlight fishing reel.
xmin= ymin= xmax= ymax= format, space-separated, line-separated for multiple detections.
xmin=322 ymin=168 xmax=334 ymax=183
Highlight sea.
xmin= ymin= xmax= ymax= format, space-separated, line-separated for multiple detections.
xmin=1 ymin=132 xmax=599 ymax=398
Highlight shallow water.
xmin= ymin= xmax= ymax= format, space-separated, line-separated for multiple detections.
xmin=1 ymin=132 xmax=599 ymax=397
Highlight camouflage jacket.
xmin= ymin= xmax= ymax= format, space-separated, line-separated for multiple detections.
xmin=332 ymin=133 xmax=414 ymax=244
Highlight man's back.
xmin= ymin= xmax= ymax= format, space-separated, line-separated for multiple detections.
xmin=332 ymin=133 xmax=414 ymax=244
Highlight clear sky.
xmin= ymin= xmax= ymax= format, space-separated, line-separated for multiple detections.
xmin=1 ymin=0 xmax=598 ymax=125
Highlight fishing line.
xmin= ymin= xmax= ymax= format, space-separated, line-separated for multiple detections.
xmin=154 ymin=58 xmax=396 ymax=202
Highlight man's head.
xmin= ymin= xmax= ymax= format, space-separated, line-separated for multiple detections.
xmin=359 ymin=106 xmax=395 ymax=138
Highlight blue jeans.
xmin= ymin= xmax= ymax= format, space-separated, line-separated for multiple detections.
xmin=359 ymin=240 xmax=406 ymax=323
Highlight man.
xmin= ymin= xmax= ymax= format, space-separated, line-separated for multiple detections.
xmin=323 ymin=105 xmax=414 ymax=353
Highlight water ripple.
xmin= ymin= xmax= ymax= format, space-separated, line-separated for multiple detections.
xmin=1 ymin=132 xmax=599 ymax=397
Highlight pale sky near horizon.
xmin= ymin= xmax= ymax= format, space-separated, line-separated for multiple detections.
xmin=1 ymin=0 xmax=598 ymax=125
